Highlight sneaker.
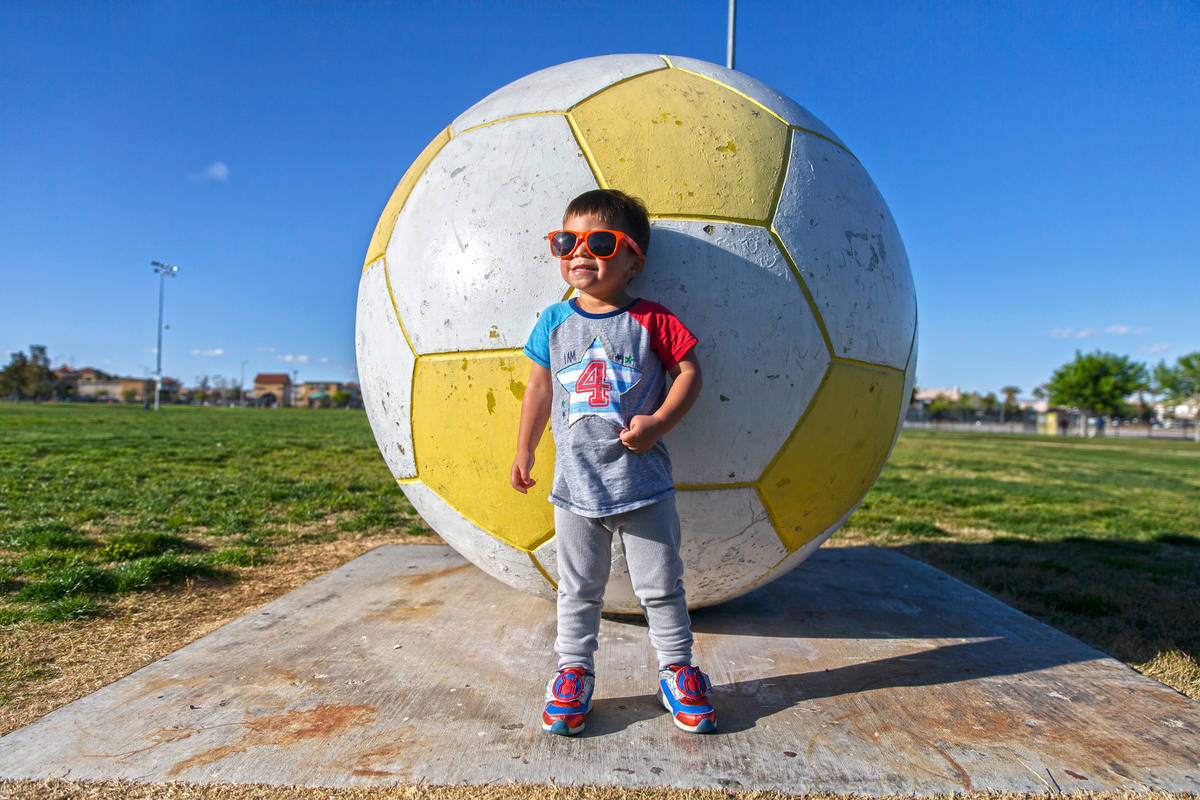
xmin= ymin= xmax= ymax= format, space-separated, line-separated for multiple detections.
xmin=658 ymin=664 xmax=717 ymax=733
xmin=542 ymin=667 xmax=594 ymax=736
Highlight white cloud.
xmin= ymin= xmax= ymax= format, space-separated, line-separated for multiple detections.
xmin=190 ymin=347 xmax=225 ymax=357
xmin=204 ymin=161 xmax=230 ymax=181
xmin=255 ymin=346 xmax=277 ymax=353
xmin=1145 ymin=343 xmax=1170 ymax=355
xmin=1051 ymin=324 xmax=1147 ymax=339
xmin=277 ymin=354 xmax=328 ymax=364
xmin=189 ymin=160 xmax=230 ymax=182
xmin=1049 ymin=328 xmax=1097 ymax=339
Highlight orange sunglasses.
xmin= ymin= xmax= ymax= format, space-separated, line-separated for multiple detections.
xmin=547 ymin=229 xmax=644 ymax=259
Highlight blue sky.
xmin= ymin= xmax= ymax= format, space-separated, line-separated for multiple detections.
xmin=2 ymin=1 xmax=1196 ymax=397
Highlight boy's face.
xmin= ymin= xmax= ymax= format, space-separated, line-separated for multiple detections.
xmin=557 ymin=212 xmax=645 ymax=305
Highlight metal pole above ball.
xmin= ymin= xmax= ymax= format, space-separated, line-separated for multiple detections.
xmin=150 ymin=260 xmax=179 ymax=411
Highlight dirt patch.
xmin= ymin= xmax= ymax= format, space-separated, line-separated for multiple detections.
xmin=0 ymin=534 xmax=439 ymax=737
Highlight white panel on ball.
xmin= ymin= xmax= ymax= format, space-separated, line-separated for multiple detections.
xmin=451 ymin=55 xmax=668 ymax=132
xmin=640 ymin=220 xmax=829 ymax=484
xmin=676 ymin=488 xmax=787 ymax=605
xmin=667 ymin=56 xmax=846 ymax=148
xmin=401 ymin=480 xmax=555 ymax=600
xmin=386 ymin=115 xmax=599 ymax=355
xmin=774 ymin=134 xmax=916 ymax=369
xmin=355 ymin=262 xmax=417 ymax=479
xmin=751 ymin=505 xmax=858 ymax=590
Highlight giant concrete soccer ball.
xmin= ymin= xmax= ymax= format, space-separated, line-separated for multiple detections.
xmin=356 ymin=55 xmax=916 ymax=612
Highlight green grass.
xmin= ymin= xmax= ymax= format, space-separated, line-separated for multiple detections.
xmin=0 ymin=404 xmax=427 ymax=622
xmin=843 ymin=430 xmax=1200 ymax=686
xmin=2 ymin=405 xmax=1197 ymax=696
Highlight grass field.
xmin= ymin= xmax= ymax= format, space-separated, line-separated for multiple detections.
xmin=836 ymin=429 xmax=1200 ymax=697
xmin=0 ymin=403 xmax=429 ymax=625
xmin=1 ymin=404 xmax=1198 ymax=799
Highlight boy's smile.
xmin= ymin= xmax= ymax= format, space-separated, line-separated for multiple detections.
xmin=559 ymin=212 xmax=644 ymax=313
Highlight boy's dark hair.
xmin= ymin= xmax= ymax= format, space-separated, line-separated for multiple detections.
xmin=565 ymin=189 xmax=651 ymax=255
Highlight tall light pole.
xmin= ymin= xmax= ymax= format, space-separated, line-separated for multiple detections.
xmin=151 ymin=261 xmax=179 ymax=411
xmin=726 ymin=0 xmax=736 ymax=69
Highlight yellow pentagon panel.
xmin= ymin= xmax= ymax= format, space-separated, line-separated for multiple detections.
xmin=411 ymin=351 xmax=555 ymax=552
xmin=572 ymin=69 xmax=788 ymax=222
xmin=362 ymin=126 xmax=451 ymax=270
xmin=757 ymin=361 xmax=905 ymax=552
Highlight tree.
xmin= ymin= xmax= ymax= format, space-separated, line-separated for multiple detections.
xmin=1047 ymin=350 xmax=1147 ymax=436
xmin=1000 ymin=385 xmax=1021 ymax=422
xmin=1153 ymin=352 xmax=1200 ymax=442
xmin=331 ymin=390 xmax=351 ymax=408
xmin=121 ymin=388 xmax=137 ymax=403
xmin=926 ymin=395 xmax=952 ymax=421
xmin=0 ymin=346 xmax=55 ymax=400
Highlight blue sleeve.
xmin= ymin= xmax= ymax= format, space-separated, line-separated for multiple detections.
xmin=523 ymin=302 xmax=573 ymax=369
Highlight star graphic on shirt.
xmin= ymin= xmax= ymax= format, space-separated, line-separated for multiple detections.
xmin=555 ymin=336 xmax=642 ymax=427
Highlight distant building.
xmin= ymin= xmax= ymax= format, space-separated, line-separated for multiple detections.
xmin=294 ymin=381 xmax=363 ymax=408
xmin=254 ymin=373 xmax=294 ymax=408
xmin=913 ymin=386 xmax=962 ymax=405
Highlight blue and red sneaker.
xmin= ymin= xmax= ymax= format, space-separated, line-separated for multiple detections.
xmin=542 ymin=667 xmax=594 ymax=736
xmin=658 ymin=664 xmax=717 ymax=733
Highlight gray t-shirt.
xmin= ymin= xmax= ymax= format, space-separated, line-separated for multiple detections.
xmin=524 ymin=298 xmax=698 ymax=517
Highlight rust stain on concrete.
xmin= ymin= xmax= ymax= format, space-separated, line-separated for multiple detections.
xmin=167 ymin=703 xmax=376 ymax=777
xmin=402 ymin=561 xmax=472 ymax=588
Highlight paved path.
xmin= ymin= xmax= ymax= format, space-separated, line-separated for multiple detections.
xmin=2 ymin=545 xmax=1198 ymax=793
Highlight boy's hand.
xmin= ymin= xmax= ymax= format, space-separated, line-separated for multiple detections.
xmin=510 ymin=451 xmax=537 ymax=493
xmin=619 ymin=415 xmax=665 ymax=453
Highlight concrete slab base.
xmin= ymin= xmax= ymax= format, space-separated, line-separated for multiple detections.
xmin=2 ymin=545 xmax=1198 ymax=794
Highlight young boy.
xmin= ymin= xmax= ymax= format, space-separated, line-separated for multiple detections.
xmin=509 ymin=188 xmax=716 ymax=736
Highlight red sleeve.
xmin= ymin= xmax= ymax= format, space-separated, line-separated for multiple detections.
xmin=629 ymin=300 xmax=698 ymax=370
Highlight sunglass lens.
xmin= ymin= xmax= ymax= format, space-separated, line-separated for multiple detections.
xmin=550 ymin=231 xmax=578 ymax=257
xmin=586 ymin=231 xmax=618 ymax=257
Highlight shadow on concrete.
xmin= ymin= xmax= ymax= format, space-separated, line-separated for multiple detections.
xmin=888 ymin=537 xmax=1200 ymax=668
xmin=591 ymin=636 xmax=1077 ymax=736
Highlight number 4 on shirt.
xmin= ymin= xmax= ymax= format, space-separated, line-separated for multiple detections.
xmin=576 ymin=360 xmax=612 ymax=407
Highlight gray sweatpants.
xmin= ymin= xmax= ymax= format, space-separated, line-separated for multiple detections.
xmin=554 ymin=497 xmax=693 ymax=673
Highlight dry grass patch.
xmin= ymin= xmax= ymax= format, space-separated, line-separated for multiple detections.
xmin=0 ymin=533 xmax=439 ymax=737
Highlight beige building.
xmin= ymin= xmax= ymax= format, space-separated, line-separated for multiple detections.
xmin=254 ymin=373 xmax=294 ymax=407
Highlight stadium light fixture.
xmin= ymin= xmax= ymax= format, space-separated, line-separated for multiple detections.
xmin=150 ymin=260 xmax=180 ymax=411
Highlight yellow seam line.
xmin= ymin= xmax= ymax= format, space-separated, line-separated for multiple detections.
xmin=831 ymin=356 xmax=905 ymax=376
xmin=765 ymin=126 xmax=793 ymax=227
xmin=450 ymin=110 xmax=566 ymax=138
xmin=905 ymin=309 xmax=918 ymax=371
xmin=396 ymin=476 xmax=420 ymax=486
xmin=566 ymin=63 xmax=672 ymax=113
xmin=757 ymin=543 xmax=799 ymax=582
xmin=755 ymin=361 xmax=833 ymax=485
xmin=676 ymin=481 xmax=755 ymax=491
xmin=530 ymin=549 xmax=559 ymax=590
xmin=768 ymin=226 xmax=835 ymax=357
xmin=416 ymin=347 xmax=524 ymax=363
xmin=382 ymin=258 xmax=419 ymax=358
xmin=560 ymin=286 xmax=577 ymax=302
xmin=752 ymin=482 xmax=790 ymax=556
xmin=649 ymin=212 xmax=770 ymax=227
xmin=668 ymin=66 xmax=792 ymax=127
xmin=362 ymin=254 xmax=384 ymax=275
xmin=789 ymin=125 xmax=859 ymax=162
xmin=565 ymin=111 xmax=608 ymax=189
xmin=659 ymin=54 xmax=675 ymax=68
